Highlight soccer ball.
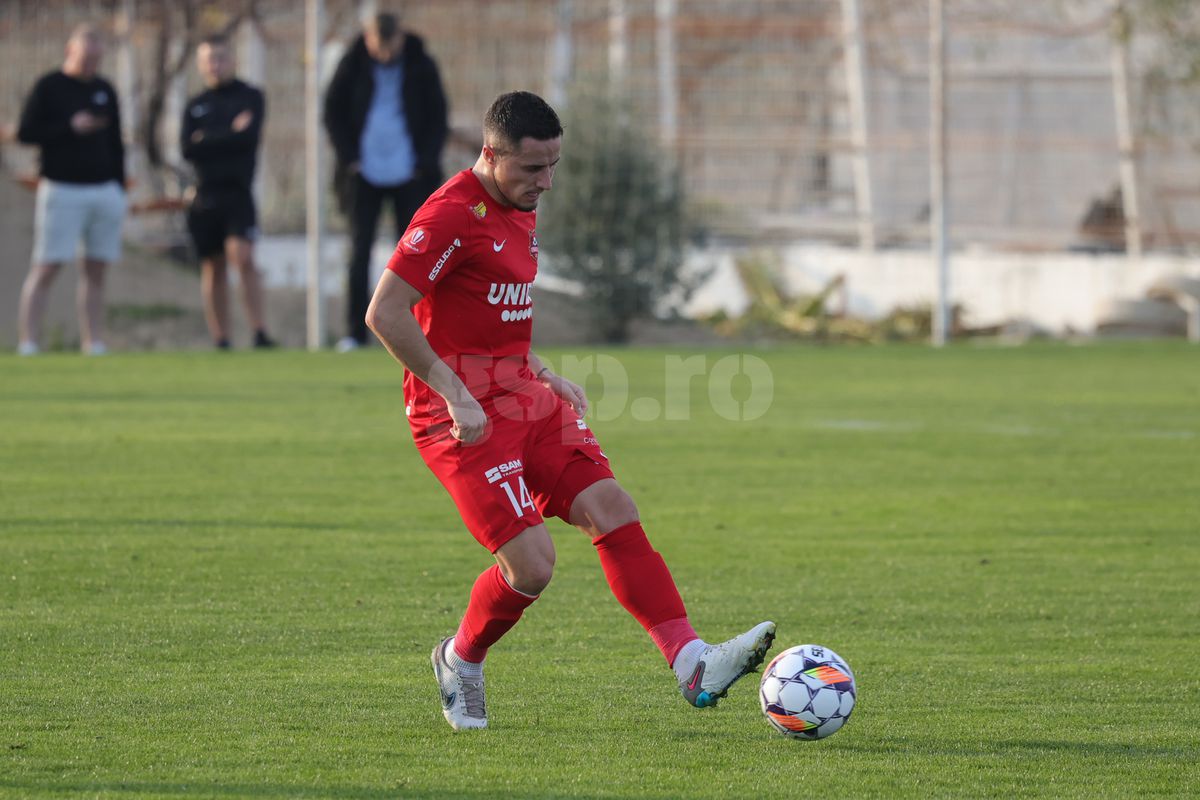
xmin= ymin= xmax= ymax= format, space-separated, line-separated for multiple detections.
xmin=759 ymin=644 xmax=856 ymax=740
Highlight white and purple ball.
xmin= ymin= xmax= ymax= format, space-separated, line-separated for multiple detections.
xmin=760 ymin=644 xmax=856 ymax=740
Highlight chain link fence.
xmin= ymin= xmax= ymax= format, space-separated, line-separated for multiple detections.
xmin=2 ymin=0 xmax=1199 ymax=342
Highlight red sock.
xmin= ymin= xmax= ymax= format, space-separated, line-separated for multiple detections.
xmin=593 ymin=522 xmax=698 ymax=666
xmin=453 ymin=564 xmax=538 ymax=663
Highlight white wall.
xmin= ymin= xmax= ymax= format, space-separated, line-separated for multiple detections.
xmin=684 ymin=244 xmax=1200 ymax=334
xmin=253 ymin=235 xmax=1197 ymax=335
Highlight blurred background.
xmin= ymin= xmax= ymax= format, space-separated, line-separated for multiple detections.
xmin=2 ymin=0 xmax=1199 ymax=349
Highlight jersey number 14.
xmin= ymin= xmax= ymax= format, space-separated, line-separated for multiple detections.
xmin=499 ymin=477 xmax=536 ymax=518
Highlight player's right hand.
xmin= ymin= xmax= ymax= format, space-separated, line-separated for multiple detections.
xmin=448 ymin=397 xmax=488 ymax=444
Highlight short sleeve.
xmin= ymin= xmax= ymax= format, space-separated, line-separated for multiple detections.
xmin=386 ymin=200 xmax=473 ymax=295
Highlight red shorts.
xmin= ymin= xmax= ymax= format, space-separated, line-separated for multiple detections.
xmin=415 ymin=382 xmax=614 ymax=553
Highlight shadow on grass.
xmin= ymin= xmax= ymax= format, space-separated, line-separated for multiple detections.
xmin=0 ymin=780 xmax=603 ymax=800
xmin=0 ymin=391 xmax=248 ymax=404
xmin=0 ymin=517 xmax=372 ymax=534
xmin=840 ymin=738 xmax=1197 ymax=760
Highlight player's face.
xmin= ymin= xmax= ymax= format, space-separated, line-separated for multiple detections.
xmin=490 ymin=136 xmax=561 ymax=212
xmin=197 ymin=43 xmax=234 ymax=87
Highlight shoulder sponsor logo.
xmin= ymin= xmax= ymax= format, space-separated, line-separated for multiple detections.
xmin=484 ymin=459 xmax=523 ymax=484
xmin=469 ymin=201 xmax=487 ymax=219
xmin=493 ymin=239 xmax=506 ymax=253
xmin=403 ymin=228 xmax=428 ymax=254
xmin=427 ymin=238 xmax=462 ymax=282
xmin=528 ymin=230 xmax=538 ymax=261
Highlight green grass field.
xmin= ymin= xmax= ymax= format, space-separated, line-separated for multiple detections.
xmin=2 ymin=342 xmax=1198 ymax=799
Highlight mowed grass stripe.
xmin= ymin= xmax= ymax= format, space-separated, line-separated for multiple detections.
xmin=1 ymin=342 xmax=1197 ymax=799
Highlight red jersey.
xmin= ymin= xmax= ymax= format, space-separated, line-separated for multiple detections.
xmin=385 ymin=169 xmax=541 ymax=438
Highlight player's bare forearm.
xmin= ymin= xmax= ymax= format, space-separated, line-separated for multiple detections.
xmin=528 ymin=352 xmax=589 ymax=416
xmin=366 ymin=274 xmax=488 ymax=443
xmin=366 ymin=284 xmax=471 ymax=405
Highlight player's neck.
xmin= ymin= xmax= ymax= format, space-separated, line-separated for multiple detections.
xmin=471 ymin=161 xmax=515 ymax=210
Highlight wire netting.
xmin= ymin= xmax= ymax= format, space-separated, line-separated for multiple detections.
xmin=2 ymin=0 xmax=1199 ymax=253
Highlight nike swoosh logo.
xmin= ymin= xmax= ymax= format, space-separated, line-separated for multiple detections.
xmin=687 ymin=662 xmax=704 ymax=692
xmin=493 ymin=239 xmax=506 ymax=252
xmin=441 ymin=690 xmax=456 ymax=709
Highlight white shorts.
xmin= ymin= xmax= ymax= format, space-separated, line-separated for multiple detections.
xmin=32 ymin=179 xmax=127 ymax=265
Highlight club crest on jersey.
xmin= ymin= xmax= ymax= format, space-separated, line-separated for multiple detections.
xmin=528 ymin=230 xmax=538 ymax=261
xmin=403 ymin=228 xmax=428 ymax=254
xmin=469 ymin=201 xmax=487 ymax=219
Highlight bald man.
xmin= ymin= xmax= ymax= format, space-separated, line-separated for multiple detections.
xmin=16 ymin=24 xmax=126 ymax=356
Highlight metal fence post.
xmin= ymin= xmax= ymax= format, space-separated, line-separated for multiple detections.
xmin=305 ymin=0 xmax=326 ymax=351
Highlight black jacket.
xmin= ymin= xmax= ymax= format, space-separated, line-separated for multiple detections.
xmin=18 ymin=70 xmax=125 ymax=186
xmin=181 ymin=78 xmax=265 ymax=193
xmin=322 ymin=33 xmax=448 ymax=211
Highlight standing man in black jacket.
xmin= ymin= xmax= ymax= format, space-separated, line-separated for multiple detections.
xmin=323 ymin=11 xmax=448 ymax=352
xmin=16 ymin=23 xmax=126 ymax=356
xmin=181 ymin=33 xmax=276 ymax=350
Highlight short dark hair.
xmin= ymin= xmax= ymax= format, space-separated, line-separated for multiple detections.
xmin=199 ymin=33 xmax=230 ymax=49
xmin=366 ymin=12 xmax=400 ymax=42
xmin=483 ymin=91 xmax=563 ymax=154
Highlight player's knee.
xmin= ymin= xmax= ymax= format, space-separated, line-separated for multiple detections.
xmin=606 ymin=489 xmax=639 ymax=531
xmin=576 ymin=483 xmax=639 ymax=536
xmin=504 ymin=556 xmax=554 ymax=596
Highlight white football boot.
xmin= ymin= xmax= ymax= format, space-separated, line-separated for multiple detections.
xmin=431 ymin=637 xmax=487 ymax=730
xmin=678 ymin=621 xmax=776 ymax=708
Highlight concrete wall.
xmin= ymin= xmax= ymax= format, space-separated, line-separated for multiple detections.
xmin=255 ymin=234 xmax=1199 ymax=336
xmin=684 ymin=244 xmax=1200 ymax=334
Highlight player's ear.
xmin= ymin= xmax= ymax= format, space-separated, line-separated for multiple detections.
xmin=482 ymin=144 xmax=497 ymax=166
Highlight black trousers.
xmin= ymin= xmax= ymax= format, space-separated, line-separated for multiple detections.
xmin=346 ymin=174 xmax=426 ymax=344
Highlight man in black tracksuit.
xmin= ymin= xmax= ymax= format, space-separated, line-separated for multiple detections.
xmin=323 ymin=12 xmax=448 ymax=351
xmin=181 ymin=33 xmax=275 ymax=350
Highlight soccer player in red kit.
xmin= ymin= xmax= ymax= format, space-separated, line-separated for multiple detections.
xmin=366 ymin=91 xmax=774 ymax=731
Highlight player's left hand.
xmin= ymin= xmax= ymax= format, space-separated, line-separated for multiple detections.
xmin=542 ymin=372 xmax=588 ymax=416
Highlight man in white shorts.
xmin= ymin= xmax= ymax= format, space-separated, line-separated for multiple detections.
xmin=16 ymin=24 xmax=127 ymax=355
